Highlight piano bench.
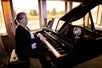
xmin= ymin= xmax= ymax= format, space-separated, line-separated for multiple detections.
xmin=7 ymin=49 xmax=30 ymax=68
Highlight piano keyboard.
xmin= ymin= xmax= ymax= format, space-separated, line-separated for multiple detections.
xmin=37 ymin=30 xmax=70 ymax=58
xmin=42 ymin=39 xmax=67 ymax=58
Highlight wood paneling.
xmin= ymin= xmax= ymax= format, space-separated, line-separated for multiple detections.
xmin=1 ymin=0 xmax=15 ymax=52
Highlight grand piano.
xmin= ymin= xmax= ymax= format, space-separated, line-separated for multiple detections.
xmin=38 ymin=0 xmax=102 ymax=68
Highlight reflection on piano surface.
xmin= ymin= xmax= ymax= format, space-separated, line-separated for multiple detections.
xmin=37 ymin=0 xmax=102 ymax=68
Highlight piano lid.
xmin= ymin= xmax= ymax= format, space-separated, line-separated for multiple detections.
xmin=59 ymin=0 xmax=102 ymax=23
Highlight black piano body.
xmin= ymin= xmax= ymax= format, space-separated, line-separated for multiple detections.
xmin=38 ymin=0 xmax=102 ymax=68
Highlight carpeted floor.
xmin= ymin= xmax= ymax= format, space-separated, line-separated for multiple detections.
xmin=73 ymin=55 xmax=102 ymax=68
xmin=8 ymin=51 xmax=102 ymax=68
xmin=30 ymin=58 xmax=42 ymax=68
xmin=30 ymin=55 xmax=102 ymax=68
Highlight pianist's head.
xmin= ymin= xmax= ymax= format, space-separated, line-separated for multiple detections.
xmin=15 ymin=12 xmax=28 ymax=27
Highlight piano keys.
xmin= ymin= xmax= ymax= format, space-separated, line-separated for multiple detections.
xmin=42 ymin=39 xmax=67 ymax=58
xmin=38 ymin=28 xmax=73 ymax=59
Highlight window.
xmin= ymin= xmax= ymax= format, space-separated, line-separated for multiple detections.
xmin=71 ymin=2 xmax=102 ymax=31
xmin=80 ymin=4 xmax=102 ymax=31
xmin=12 ymin=0 xmax=40 ymax=30
xmin=0 ymin=1 xmax=7 ymax=35
xmin=46 ymin=1 xmax=65 ymax=30
xmin=90 ymin=5 xmax=102 ymax=30
xmin=90 ymin=6 xmax=98 ymax=24
xmin=72 ymin=2 xmax=81 ymax=8
xmin=72 ymin=2 xmax=83 ymax=26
